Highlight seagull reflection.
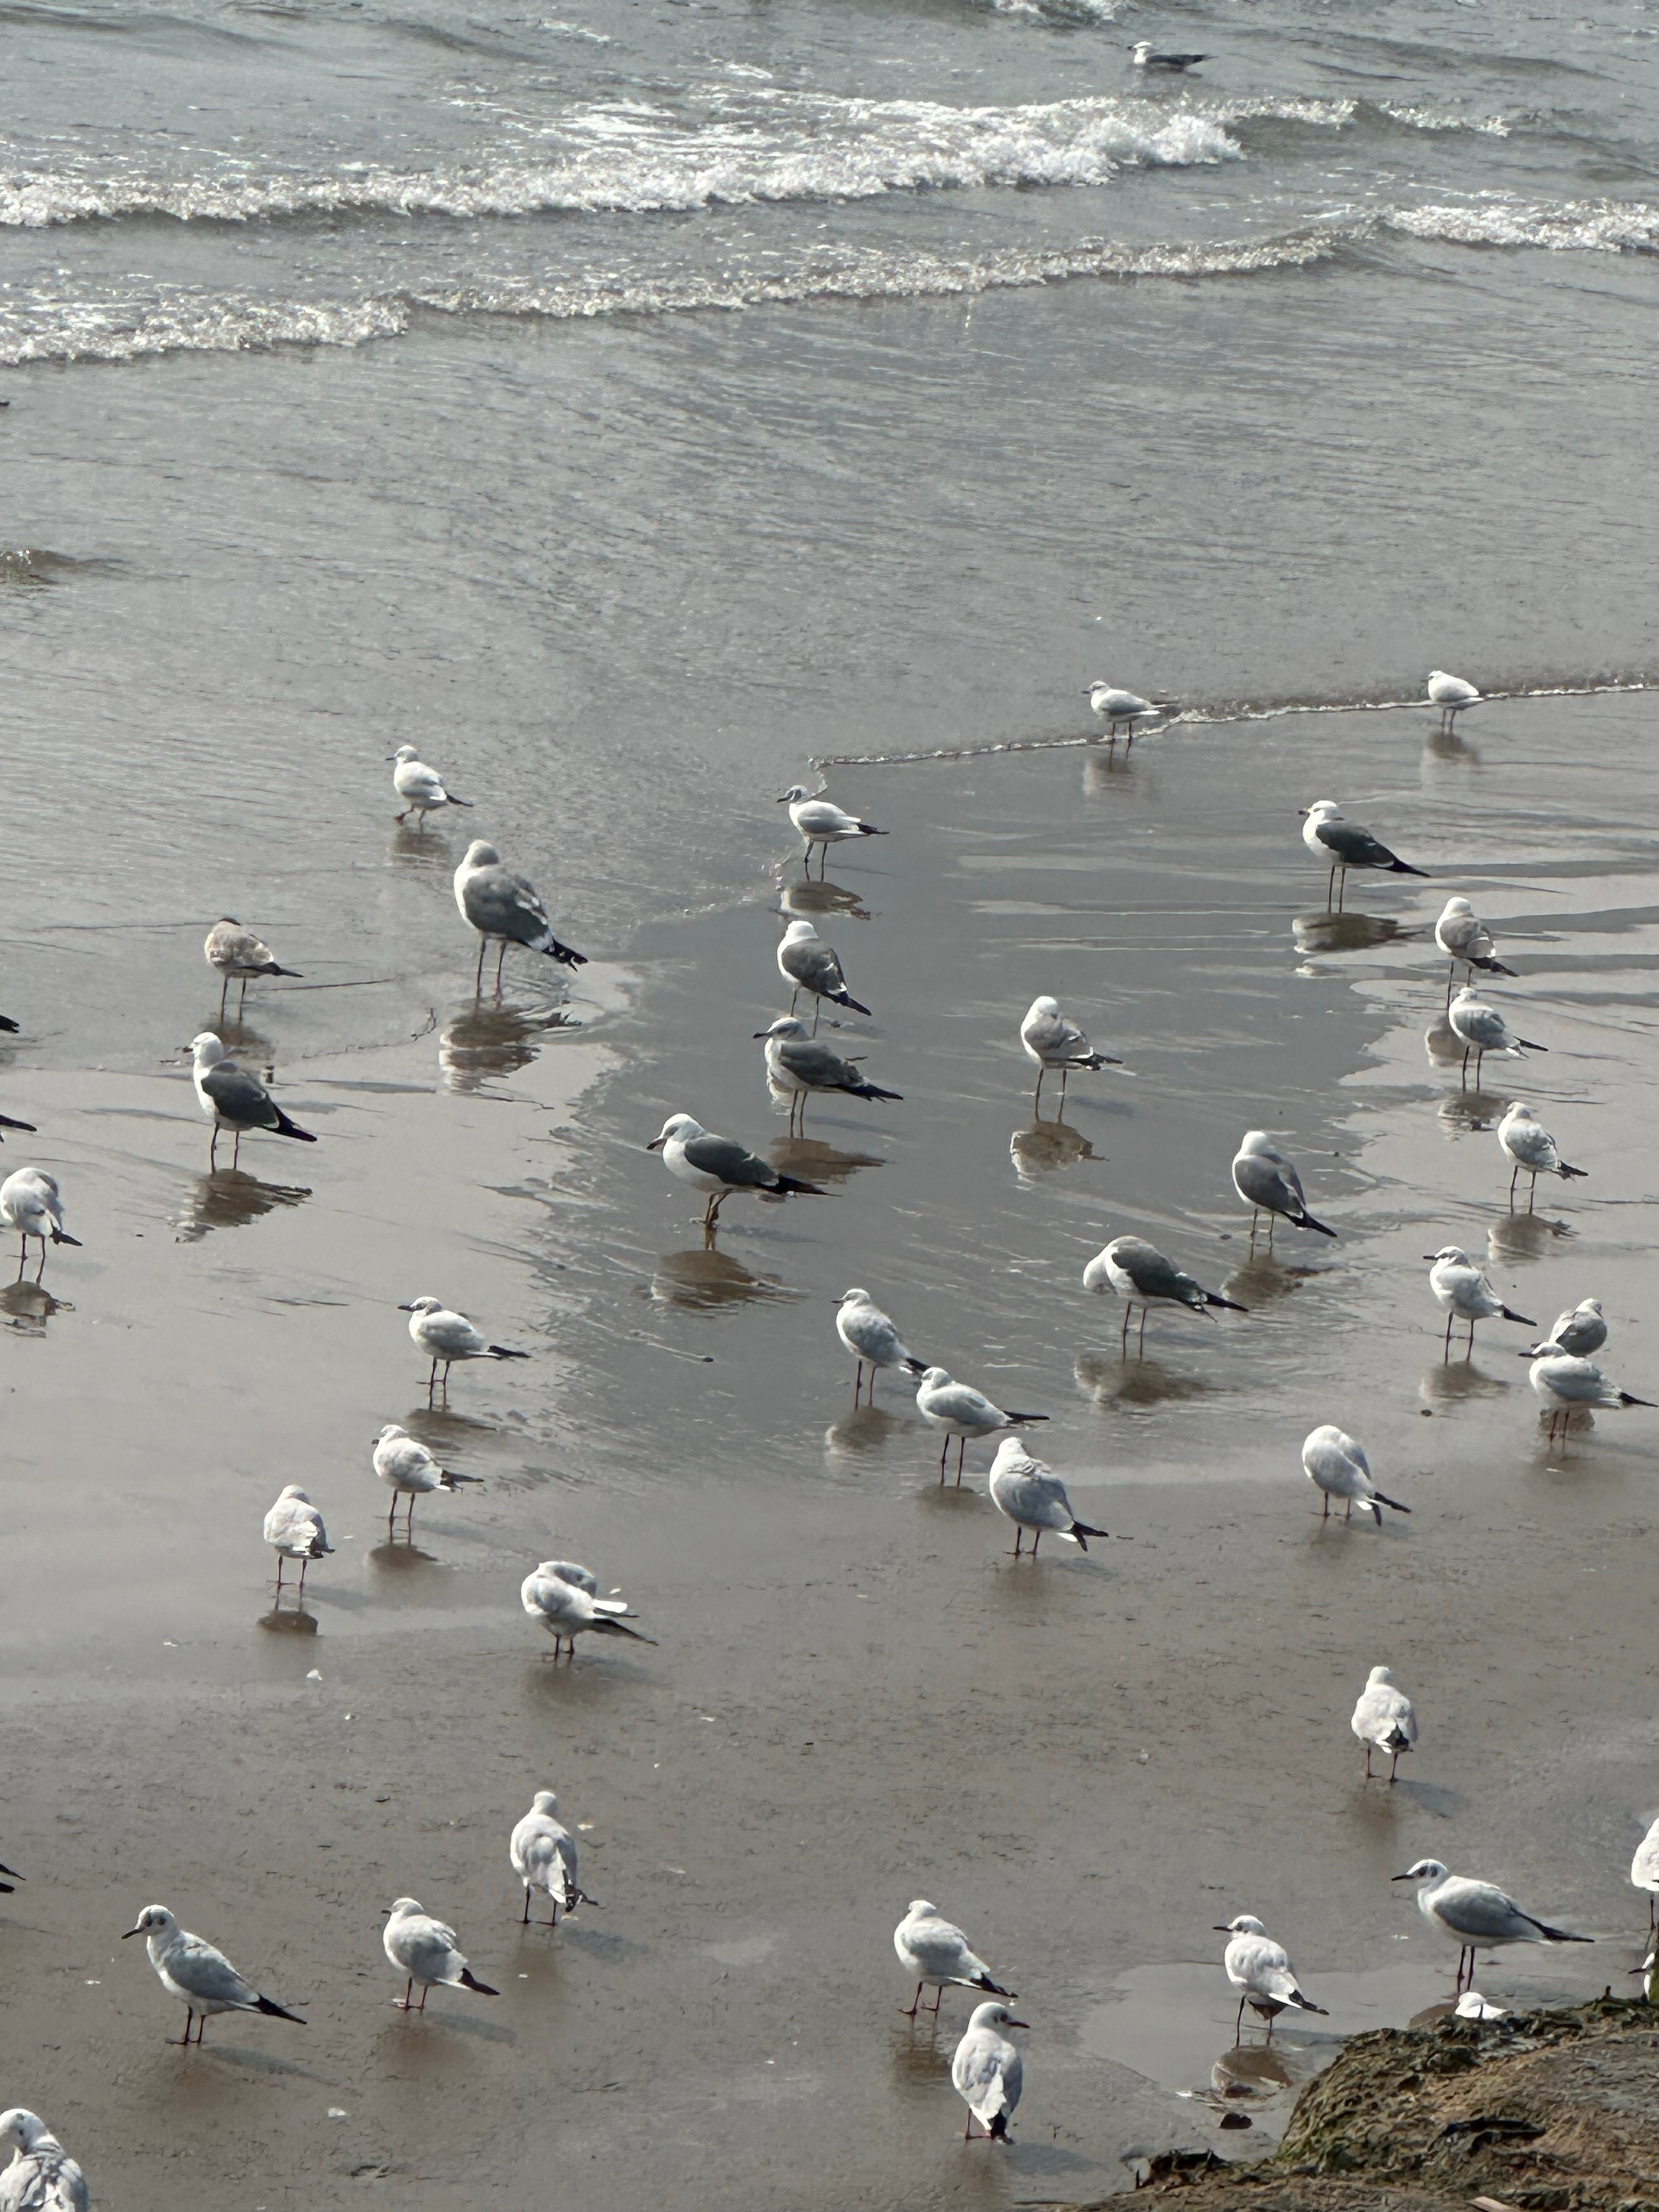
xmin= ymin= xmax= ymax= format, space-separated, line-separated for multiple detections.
xmin=1423 ymin=726 xmax=1481 ymax=769
xmin=776 ymin=878 xmax=871 ymax=923
xmin=1218 ymin=1254 xmax=1313 ymax=1311
xmin=824 ymin=1404 xmax=904 ymax=1458
xmin=439 ymin=1000 xmax=575 ymax=1092
xmin=388 ymin=822 xmax=459 ymax=868
xmin=766 ymin=1135 xmax=882 ymax=1189
xmin=0 ymin=1278 xmax=69 ymax=1333
xmin=257 ymin=1604 xmax=319 ymax=1636
xmin=1437 ymin=1091 xmax=1501 ymax=1136
xmin=1011 ymin=1118 xmax=1097 ymax=1180
xmin=1424 ymin=1017 xmax=1466 ymax=1067
xmin=1419 ymin=1360 xmax=1508 ymax=1410
xmin=369 ymin=1536 xmax=439 ymax=1572
xmin=651 ymin=1248 xmax=789 ymax=1310
xmin=1488 ymin=1211 xmax=1570 ymax=1266
xmin=1082 ymin=749 xmax=1137 ymax=796
xmin=1212 ymin=2041 xmax=1295 ymax=2100
xmin=1293 ymin=912 xmax=1403 ymax=957
xmin=1075 ymin=1352 xmax=1208 ymax=1410
xmin=173 ymin=1169 xmax=311 ymax=1242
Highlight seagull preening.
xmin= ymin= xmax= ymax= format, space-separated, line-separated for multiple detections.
xmin=382 ymin=1897 xmax=499 ymax=2011
xmin=390 ymin=744 xmax=472 ymax=826
xmin=521 ymin=1558 xmax=655 ymax=1659
xmin=123 ymin=1903 xmax=305 ymax=2045
xmin=399 ymin=1294 xmax=529 ymax=1398
xmin=1351 ymin=1664 xmax=1418 ymax=1782
xmin=511 ymin=1790 xmax=596 ymax=1925
xmin=1232 ymin=1130 xmax=1335 ymax=1243
xmin=1302 ymin=1424 xmax=1409 ymax=1526
xmin=987 ymin=1436 xmax=1109 ymax=1556
xmin=648 ymin=1112 xmax=826 ymax=1231
xmin=1084 ymin=680 xmax=1161 ymax=738
xmin=1427 ymin=670 xmax=1480 ymax=728
xmin=1084 ymin=1234 xmax=1246 ymax=1353
xmin=263 ymin=1484 xmax=332 ymax=1599
xmin=776 ymin=918 xmax=870 ymax=1030
xmin=1425 ymin=1245 xmax=1534 ymax=1358
xmin=372 ymin=1423 xmax=481 ymax=1534
xmin=1435 ymin=897 xmax=1514 ymax=1000
xmin=1020 ymin=995 xmax=1121 ymax=1110
xmin=453 ymin=839 xmax=586 ymax=991
xmin=778 ymin=785 xmax=886 ymax=877
xmin=950 ymin=2004 xmax=1027 ymax=2142
xmin=1448 ymin=990 xmax=1545 ymax=1090
xmin=0 ymin=1166 xmax=80 ymax=1280
xmin=1528 ymin=1353 xmax=1654 ymax=1446
xmin=755 ymin=1016 xmax=900 ymax=1132
xmin=1129 ymin=40 xmax=1207 ymax=70
xmin=1521 ymin=1299 xmax=1607 ymax=1361
xmin=1630 ymin=1815 xmax=1659 ymax=1930
xmin=836 ymin=1286 xmax=927 ymax=1406
xmin=1299 ymin=799 xmax=1427 ymax=911
xmin=188 ymin=1032 xmax=317 ymax=1169
xmin=203 ymin=918 xmax=301 ymax=1021
xmin=894 ymin=1899 xmax=1014 ymax=2018
xmin=0 ymin=2108 xmax=88 ymax=2212
xmin=915 ymin=1366 xmax=1048 ymax=1483
xmin=1499 ymin=1101 xmax=1586 ymax=1209
xmin=1393 ymin=1859 xmax=1590 ymax=1991
xmin=1216 ymin=1915 xmax=1326 ymax=2041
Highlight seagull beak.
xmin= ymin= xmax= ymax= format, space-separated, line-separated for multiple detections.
xmin=1389 ymin=1872 xmax=1415 ymax=1882
xmin=646 ymin=1136 xmax=666 ymax=1151
xmin=1295 ymin=808 xmax=1308 ymax=817
xmin=121 ymin=1926 xmax=143 ymax=1939
xmin=1007 ymin=2017 xmax=1030 ymax=2030
xmin=752 ymin=1031 xmax=768 ymax=1040
xmin=774 ymin=794 xmax=791 ymax=804
xmin=1421 ymin=1254 xmax=1440 ymax=1262
xmin=1212 ymin=1925 xmax=1233 ymax=1933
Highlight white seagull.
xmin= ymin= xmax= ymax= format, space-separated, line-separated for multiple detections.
xmin=0 ymin=1167 xmax=81 ymax=1280
xmin=1302 ymin=1424 xmax=1409 ymax=1527
xmin=1129 ymin=41 xmax=1207 ymax=71
xmin=1351 ymin=1664 xmax=1418 ymax=1782
xmin=1083 ymin=1233 xmax=1246 ymax=1354
xmin=836 ymin=1286 xmax=928 ymax=1406
xmin=521 ymin=1558 xmax=654 ymax=1660
xmin=1630 ymin=1815 xmax=1659 ymax=1931
xmin=1215 ymin=1915 xmax=1327 ymax=2041
xmin=987 ymin=1436 xmax=1109 ymax=1557
xmin=647 ymin=1112 xmax=826 ymax=1231
xmin=1425 ymin=1245 xmax=1534 ymax=1357
xmin=1393 ymin=1860 xmax=1590 ymax=1991
xmin=1499 ymin=1101 xmax=1586 ymax=1209
xmin=382 ymin=1897 xmax=499 ymax=2011
xmin=1528 ymin=1354 xmax=1653 ymax=1446
xmin=0 ymin=2109 xmax=88 ymax=2212
xmin=372 ymin=1423 xmax=481 ymax=1535
xmin=453 ymin=838 xmax=585 ymax=991
xmin=398 ymin=1294 xmax=530 ymax=1398
xmin=950 ymin=2003 xmax=1028 ymax=2142
xmin=262 ymin=1484 xmax=333 ymax=1599
xmin=777 ymin=785 xmax=886 ymax=876
xmin=1434 ymin=897 xmax=1514 ymax=999
xmin=1232 ymin=1130 xmax=1336 ymax=1242
xmin=894 ymin=1899 xmax=1014 ymax=2018
xmin=204 ymin=917 xmax=302 ymax=1022
xmin=1084 ymin=679 xmax=1161 ymax=737
xmin=755 ymin=1019 xmax=898 ymax=1130
xmin=187 ymin=1032 xmax=317 ymax=1169
xmin=1447 ymin=990 xmax=1545 ymax=1089
xmin=390 ymin=743 xmax=472 ymax=827
xmin=915 ymin=1366 xmax=1048 ymax=1484
xmin=1300 ymin=799 xmax=1428 ymax=910
xmin=123 ymin=1903 xmax=305 ymax=2045
xmin=1520 ymin=1299 xmax=1607 ymax=1362
xmin=776 ymin=918 xmax=871 ymax=1030
xmin=511 ymin=1790 xmax=594 ymax=1926
xmin=1020 ymin=994 xmax=1121 ymax=1109
xmin=1427 ymin=670 xmax=1480 ymax=727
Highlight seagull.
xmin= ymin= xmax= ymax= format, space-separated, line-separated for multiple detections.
xmin=1434 ymin=897 xmax=1514 ymax=1000
xmin=1084 ymin=680 xmax=1161 ymax=738
xmin=1454 ymin=1989 xmax=1508 ymax=2019
xmin=647 ymin=1112 xmax=826 ymax=1231
xmin=776 ymin=919 xmax=870 ymax=1031
xmin=372 ymin=1423 xmax=481 ymax=1534
xmin=915 ymin=1366 xmax=1048 ymax=1484
xmin=1393 ymin=1860 xmax=1590 ymax=1991
xmin=894 ymin=1899 xmax=1014 ymax=2018
xmin=1299 ymin=799 xmax=1428 ymax=911
xmin=1520 ymin=1299 xmax=1607 ymax=1362
xmin=777 ymin=785 xmax=886 ymax=877
xmin=122 ymin=1903 xmax=305 ymax=2044
xmin=187 ymin=1032 xmax=317 ymax=1169
xmin=521 ymin=1559 xmax=655 ymax=1659
xmin=1631 ymin=1816 xmax=1659 ymax=1930
xmin=203 ymin=918 xmax=302 ymax=1022
xmin=1232 ymin=1130 xmax=1335 ymax=1243
xmin=1351 ymin=1664 xmax=1418 ymax=1782
xmin=397 ymin=1294 xmax=530 ymax=1398
xmin=1083 ymin=1234 xmax=1246 ymax=1353
xmin=0 ymin=2109 xmax=88 ymax=2212
xmin=453 ymin=838 xmax=586 ymax=992
xmin=1425 ymin=1245 xmax=1534 ymax=1357
xmin=0 ymin=1167 xmax=80 ymax=1280
xmin=835 ymin=1286 xmax=927 ymax=1406
xmin=950 ymin=2004 xmax=1028 ymax=2142
xmin=1215 ymin=1916 xmax=1326 ymax=2041
xmin=755 ymin=1016 xmax=900 ymax=1132
xmin=1447 ymin=990 xmax=1545 ymax=1089
xmin=1020 ymin=995 xmax=1121 ymax=1109
xmin=382 ymin=1897 xmax=499 ymax=2012
xmin=1499 ymin=1101 xmax=1586 ymax=1209
xmin=1302 ymin=1424 xmax=1409 ymax=1526
xmin=1130 ymin=40 xmax=1207 ymax=70
xmin=1528 ymin=1353 xmax=1653 ymax=1446
xmin=510 ymin=1790 xmax=595 ymax=1925
xmin=987 ymin=1436 xmax=1109 ymax=1556
xmin=262 ymin=1485 xmax=332 ymax=1599
xmin=1427 ymin=670 xmax=1480 ymax=728
xmin=389 ymin=743 xmax=472 ymax=826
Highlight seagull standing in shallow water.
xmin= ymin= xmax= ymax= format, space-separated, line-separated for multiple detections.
xmin=187 ymin=1032 xmax=317 ymax=1169
xmin=398 ymin=1294 xmax=529 ymax=1398
xmin=521 ymin=1559 xmax=655 ymax=1658
xmin=1084 ymin=1234 xmax=1246 ymax=1353
xmin=372 ymin=1423 xmax=481 ymax=1534
xmin=1215 ymin=1916 xmax=1326 ymax=2041
xmin=263 ymin=1484 xmax=332 ymax=1599
xmin=1447 ymin=990 xmax=1544 ymax=1090
xmin=1302 ymin=1424 xmax=1409 ymax=1526
xmin=1498 ymin=1101 xmax=1586 ymax=1208
xmin=1231 ymin=1130 xmax=1335 ymax=1243
xmin=894 ymin=1899 xmax=1014 ymax=2018
xmin=453 ymin=839 xmax=585 ymax=992
xmin=1084 ymin=680 xmax=1160 ymax=738
xmin=0 ymin=1166 xmax=80 ymax=1280
xmin=1434 ymin=897 xmax=1514 ymax=1000
xmin=777 ymin=785 xmax=886 ymax=876
xmin=776 ymin=919 xmax=871 ymax=1031
xmin=203 ymin=918 xmax=301 ymax=1022
xmin=390 ymin=744 xmax=472 ymax=827
xmin=648 ymin=1112 xmax=826 ymax=1230
xmin=755 ymin=1016 xmax=900 ymax=1131
xmin=835 ymin=1286 xmax=927 ymax=1405
xmin=382 ymin=1898 xmax=498 ymax=2012
xmin=950 ymin=2004 xmax=1028 ymax=2142
xmin=511 ymin=1790 xmax=595 ymax=1925
xmin=1351 ymin=1664 xmax=1418 ymax=1782
xmin=915 ymin=1367 xmax=1048 ymax=1483
xmin=1020 ymin=995 xmax=1121 ymax=1109
xmin=1528 ymin=1353 xmax=1653 ymax=1447
xmin=987 ymin=1436 xmax=1109 ymax=1556
xmin=1393 ymin=1859 xmax=1590 ymax=1991
xmin=1520 ymin=1299 xmax=1607 ymax=1362
xmin=1425 ymin=1245 xmax=1533 ymax=1358
xmin=1300 ymin=799 xmax=1428 ymax=910
xmin=1427 ymin=670 xmax=1480 ymax=729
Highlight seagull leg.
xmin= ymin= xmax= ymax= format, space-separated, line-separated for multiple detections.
xmin=1465 ymin=1317 xmax=1475 ymax=1361
xmin=1337 ymin=868 xmax=1347 ymax=915
xmin=1235 ymin=1991 xmax=1247 ymax=2041
xmin=1120 ymin=1303 xmax=1131 ymax=1349
xmin=810 ymin=1000 xmax=821 ymax=1037
xmin=1443 ymin=1312 xmax=1454 ymax=1361
xmin=1058 ymin=1066 xmax=1069 ymax=1110
xmin=853 ymin=1361 xmax=864 ymax=1406
xmin=238 ymin=976 xmax=249 ymax=1018
xmin=1527 ymin=1173 xmax=1536 ymax=1215
xmin=954 ymin=1437 xmax=966 ymax=1487
xmin=297 ymin=1556 xmax=309 ymax=1599
xmin=1363 ymin=1744 xmax=1373 ymax=1779
xmin=1389 ymin=1748 xmax=1401 ymax=1784
xmin=901 ymin=1982 xmax=925 ymax=2018
xmin=522 ymin=1888 xmax=532 ymax=1924
xmin=274 ymin=1557 xmax=286 ymax=1596
xmin=1137 ymin=1307 xmax=1148 ymax=1357
xmin=172 ymin=2007 xmax=196 ymax=2046
xmin=33 ymin=1241 xmax=44 ymax=1284
xmin=232 ymin=1128 xmax=242 ymax=1170
xmin=209 ymin=1122 xmax=219 ymax=1170
xmin=218 ymin=973 xmax=230 ymax=1020
xmin=1325 ymin=863 xmax=1336 ymax=911
xmin=428 ymin=1356 xmax=439 ymax=1397
xmin=938 ymin=1438 xmax=949 ymax=1483
xmin=1012 ymin=1526 xmax=1023 ymax=1558
xmin=475 ymin=936 xmax=487 ymax=995
xmin=1322 ymin=1491 xmax=1330 ymax=1520
xmin=867 ymin=1368 xmax=878 ymax=1405
xmin=495 ymin=941 xmax=507 ymax=995
xmin=396 ymin=1977 xmax=415 ymax=2011
xmin=1031 ymin=1528 xmax=1041 ymax=1558
xmin=1509 ymin=1164 xmax=1519 ymax=1210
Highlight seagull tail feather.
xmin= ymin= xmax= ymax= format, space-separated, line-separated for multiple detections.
xmin=774 ymin=1173 xmax=828 ymax=1197
xmin=437 ymin=1470 xmax=483 ymax=1488
xmin=1071 ymin=1521 xmax=1109 ymax=1547
xmin=1500 ymin=1307 xmax=1537 ymax=1325
xmin=1516 ymin=1037 xmax=1549 ymax=1053
xmin=1286 ymin=1989 xmax=1328 ymax=2013
xmin=49 ymin=1229 xmax=83 ymax=1246
xmin=1556 ymin=1161 xmax=1588 ymax=1179
xmin=270 ymin=1107 xmax=319 ymax=1143
xmin=592 ymin=1618 xmax=658 ymax=1645
xmin=1389 ymin=861 xmax=1431 ymax=878
xmin=255 ymin=1995 xmax=307 ymax=2023
xmin=1527 ymin=1921 xmax=1592 ymax=1945
xmin=1384 ymin=1726 xmax=1412 ymax=1751
xmin=1003 ymin=1410 xmax=1049 ymax=1423
xmin=831 ymin=991 xmax=873 ymax=1017
xmin=1619 ymin=1392 xmax=1657 ymax=1409
xmin=855 ymin=821 xmax=887 ymax=836
xmin=459 ymin=1968 xmax=500 ymax=1995
xmin=488 ymin=1344 xmax=531 ymax=1359
xmin=1474 ymin=956 xmax=1517 ymax=976
xmin=540 ymin=938 xmax=588 ymax=968
xmin=0 ymin=1114 xmax=36 ymax=1132
xmin=1296 ymin=1211 xmax=1339 ymax=1238
xmin=902 ymin=1356 xmax=929 ymax=1376
xmin=1372 ymin=1489 xmax=1412 ymax=1514
xmin=851 ymin=1082 xmax=904 ymax=1102
xmin=1205 ymin=1292 xmax=1249 ymax=1313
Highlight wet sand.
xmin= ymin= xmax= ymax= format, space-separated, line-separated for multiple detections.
xmin=3 ymin=693 xmax=1657 ymax=2207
